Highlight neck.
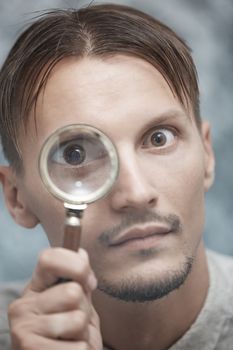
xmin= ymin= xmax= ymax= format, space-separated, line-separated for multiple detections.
xmin=93 ymin=243 xmax=209 ymax=350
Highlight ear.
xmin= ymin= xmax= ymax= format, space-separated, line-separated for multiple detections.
xmin=0 ymin=165 xmax=39 ymax=228
xmin=201 ymin=121 xmax=215 ymax=192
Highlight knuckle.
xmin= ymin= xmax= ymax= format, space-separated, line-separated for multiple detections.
xmin=79 ymin=249 xmax=90 ymax=268
xmin=71 ymin=310 xmax=88 ymax=331
xmin=63 ymin=282 xmax=82 ymax=303
xmin=38 ymin=248 xmax=53 ymax=267
xmin=8 ymin=300 xmax=19 ymax=319
xmin=8 ymin=299 xmax=27 ymax=319
xmin=73 ymin=254 xmax=92 ymax=282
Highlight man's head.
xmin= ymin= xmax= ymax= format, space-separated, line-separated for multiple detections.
xmin=0 ymin=3 xmax=200 ymax=172
xmin=0 ymin=3 xmax=214 ymax=302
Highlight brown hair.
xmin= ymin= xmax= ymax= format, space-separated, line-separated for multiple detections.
xmin=0 ymin=3 xmax=200 ymax=171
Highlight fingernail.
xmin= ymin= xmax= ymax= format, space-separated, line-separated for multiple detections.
xmin=88 ymin=274 xmax=98 ymax=290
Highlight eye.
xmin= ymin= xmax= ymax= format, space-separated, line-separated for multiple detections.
xmin=50 ymin=137 xmax=108 ymax=169
xmin=63 ymin=144 xmax=86 ymax=166
xmin=143 ymin=128 xmax=176 ymax=148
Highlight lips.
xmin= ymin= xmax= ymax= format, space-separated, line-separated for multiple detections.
xmin=109 ymin=225 xmax=172 ymax=247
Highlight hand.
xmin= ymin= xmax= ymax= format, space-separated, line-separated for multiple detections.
xmin=8 ymin=248 xmax=102 ymax=350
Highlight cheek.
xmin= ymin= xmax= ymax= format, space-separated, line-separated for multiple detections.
xmin=39 ymin=199 xmax=65 ymax=246
xmin=163 ymin=147 xmax=206 ymax=238
xmin=22 ymin=173 xmax=65 ymax=246
xmin=80 ymin=201 xmax=108 ymax=249
xmin=20 ymin=147 xmax=67 ymax=246
xmin=22 ymin=154 xmax=106 ymax=249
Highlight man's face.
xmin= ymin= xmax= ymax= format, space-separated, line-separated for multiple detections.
xmin=16 ymin=55 xmax=214 ymax=301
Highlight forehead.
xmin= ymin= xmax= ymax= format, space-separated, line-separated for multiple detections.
xmin=27 ymin=55 xmax=193 ymax=144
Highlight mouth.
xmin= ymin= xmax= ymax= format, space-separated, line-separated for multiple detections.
xmin=108 ymin=225 xmax=172 ymax=249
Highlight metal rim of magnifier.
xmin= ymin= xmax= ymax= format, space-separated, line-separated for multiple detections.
xmin=39 ymin=124 xmax=119 ymax=205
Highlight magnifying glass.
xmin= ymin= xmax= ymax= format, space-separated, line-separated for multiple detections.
xmin=39 ymin=124 xmax=119 ymax=252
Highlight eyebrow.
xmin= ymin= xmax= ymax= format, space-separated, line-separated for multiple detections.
xmin=141 ymin=108 xmax=192 ymax=130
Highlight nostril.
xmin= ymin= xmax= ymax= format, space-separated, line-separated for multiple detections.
xmin=148 ymin=198 xmax=156 ymax=206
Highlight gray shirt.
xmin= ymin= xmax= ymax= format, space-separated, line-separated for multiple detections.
xmin=169 ymin=250 xmax=233 ymax=350
xmin=1 ymin=250 xmax=233 ymax=349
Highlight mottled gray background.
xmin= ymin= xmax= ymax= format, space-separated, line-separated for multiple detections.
xmin=0 ymin=0 xmax=232 ymax=282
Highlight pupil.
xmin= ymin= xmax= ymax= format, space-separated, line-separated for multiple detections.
xmin=151 ymin=132 xmax=166 ymax=146
xmin=63 ymin=144 xmax=86 ymax=165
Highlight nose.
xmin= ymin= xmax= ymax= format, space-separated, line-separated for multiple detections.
xmin=108 ymin=148 xmax=158 ymax=212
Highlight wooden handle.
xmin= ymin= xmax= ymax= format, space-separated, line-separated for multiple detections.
xmin=63 ymin=214 xmax=82 ymax=251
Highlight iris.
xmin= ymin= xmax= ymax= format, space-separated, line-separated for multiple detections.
xmin=63 ymin=144 xmax=86 ymax=165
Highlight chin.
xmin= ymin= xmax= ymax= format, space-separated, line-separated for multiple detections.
xmin=97 ymin=253 xmax=194 ymax=303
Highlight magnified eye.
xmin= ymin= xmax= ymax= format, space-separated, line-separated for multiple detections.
xmin=39 ymin=124 xmax=119 ymax=204
xmin=50 ymin=137 xmax=108 ymax=170
xmin=63 ymin=144 xmax=86 ymax=165
xmin=144 ymin=128 xmax=176 ymax=148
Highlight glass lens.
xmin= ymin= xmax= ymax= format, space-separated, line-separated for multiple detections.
xmin=39 ymin=124 xmax=118 ymax=204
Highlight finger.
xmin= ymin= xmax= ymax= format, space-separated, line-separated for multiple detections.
xmin=33 ymin=309 xmax=90 ymax=341
xmin=25 ymin=248 xmax=97 ymax=294
xmin=33 ymin=282 xmax=91 ymax=314
xmin=14 ymin=333 xmax=90 ymax=350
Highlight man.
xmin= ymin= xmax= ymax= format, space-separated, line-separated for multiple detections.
xmin=0 ymin=3 xmax=232 ymax=350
